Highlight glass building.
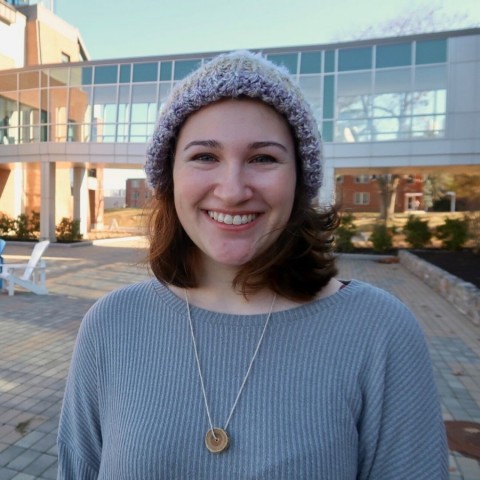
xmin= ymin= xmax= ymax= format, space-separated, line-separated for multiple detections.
xmin=0 ymin=34 xmax=451 ymax=145
xmin=1 ymin=27 xmax=480 ymax=240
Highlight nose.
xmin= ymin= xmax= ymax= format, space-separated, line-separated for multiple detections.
xmin=213 ymin=162 xmax=253 ymax=205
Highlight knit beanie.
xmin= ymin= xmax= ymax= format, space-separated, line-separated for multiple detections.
xmin=145 ymin=50 xmax=323 ymax=200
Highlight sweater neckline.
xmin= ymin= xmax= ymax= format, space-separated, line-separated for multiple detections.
xmin=149 ymin=278 xmax=365 ymax=327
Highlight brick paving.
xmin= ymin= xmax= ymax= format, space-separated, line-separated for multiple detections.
xmin=0 ymin=240 xmax=479 ymax=479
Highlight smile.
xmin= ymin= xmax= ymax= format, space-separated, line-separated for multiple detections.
xmin=207 ymin=211 xmax=258 ymax=225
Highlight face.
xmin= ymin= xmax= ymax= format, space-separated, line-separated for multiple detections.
xmin=173 ymin=98 xmax=297 ymax=272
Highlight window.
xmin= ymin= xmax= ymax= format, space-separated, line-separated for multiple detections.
xmin=322 ymin=121 xmax=333 ymax=142
xmin=61 ymin=52 xmax=70 ymax=63
xmin=267 ymin=53 xmax=298 ymax=74
xmin=299 ymin=75 xmax=321 ymax=123
xmin=130 ymin=84 xmax=157 ymax=142
xmin=0 ymin=72 xmax=17 ymax=91
xmin=323 ymin=75 xmax=334 ymax=119
xmin=92 ymin=85 xmax=118 ymax=142
xmin=94 ymin=65 xmax=117 ymax=85
xmin=49 ymin=68 xmax=69 ymax=87
xmin=355 ymin=175 xmax=370 ymax=184
xmin=376 ymin=43 xmax=411 ymax=68
xmin=19 ymin=71 xmax=39 ymax=89
xmin=338 ymin=47 xmax=372 ymax=71
xmin=336 ymin=72 xmax=373 ymax=142
xmin=324 ymin=50 xmax=335 ymax=72
xmin=133 ymin=63 xmax=158 ymax=82
xmin=117 ymin=85 xmax=130 ymax=142
xmin=81 ymin=67 xmax=92 ymax=85
xmin=354 ymin=192 xmax=370 ymax=205
xmin=416 ymin=39 xmax=447 ymax=65
xmin=174 ymin=60 xmax=201 ymax=80
xmin=160 ymin=62 xmax=172 ymax=81
xmin=119 ymin=65 xmax=131 ymax=83
xmin=336 ymin=175 xmax=344 ymax=183
xmin=300 ymin=51 xmax=321 ymax=74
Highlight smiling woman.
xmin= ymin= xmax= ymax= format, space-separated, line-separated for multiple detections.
xmin=172 ymin=99 xmax=297 ymax=271
xmin=57 ymin=51 xmax=448 ymax=479
xmin=145 ymin=53 xmax=337 ymax=302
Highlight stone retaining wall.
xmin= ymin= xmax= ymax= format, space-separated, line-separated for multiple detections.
xmin=399 ymin=250 xmax=480 ymax=327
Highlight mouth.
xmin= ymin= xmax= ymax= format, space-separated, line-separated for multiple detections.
xmin=207 ymin=210 xmax=259 ymax=225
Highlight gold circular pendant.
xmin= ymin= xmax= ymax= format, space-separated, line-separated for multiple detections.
xmin=205 ymin=427 xmax=230 ymax=453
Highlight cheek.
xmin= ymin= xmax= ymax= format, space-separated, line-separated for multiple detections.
xmin=173 ymin=168 xmax=211 ymax=223
xmin=173 ymin=166 xmax=196 ymax=202
xmin=274 ymin=170 xmax=297 ymax=212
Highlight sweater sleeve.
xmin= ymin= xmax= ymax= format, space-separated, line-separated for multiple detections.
xmin=57 ymin=308 xmax=102 ymax=479
xmin=357 ymin=303 xmax=448 ymax=480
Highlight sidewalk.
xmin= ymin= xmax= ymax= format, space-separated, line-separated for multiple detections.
xmin=0 ymin=239 xmax=479 ymax=479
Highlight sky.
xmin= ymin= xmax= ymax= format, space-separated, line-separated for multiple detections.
xmin=56 ymin=0 xmax=480 ymax=61
xmin=54 ymin=0 xmax=480 ymax=190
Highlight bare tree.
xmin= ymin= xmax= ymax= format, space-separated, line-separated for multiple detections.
xmin=375 ymin=174 xmax=400 ymax=220
xmin=336 ymin=4 xmax=477 ymax=41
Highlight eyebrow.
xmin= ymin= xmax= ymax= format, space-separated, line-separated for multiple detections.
xmin=183 ymin=140 xmax=288 ymax=152
xmin=249 ymin=141 xmax=288 ymax=152
xmin=183 ymin=140 xmax=220 ymax=151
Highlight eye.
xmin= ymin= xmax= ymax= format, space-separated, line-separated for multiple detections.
xmin=192 ymin=153 xmax=217 ymax=163
xmin=250 ymin=154 xmax=277 ymax=164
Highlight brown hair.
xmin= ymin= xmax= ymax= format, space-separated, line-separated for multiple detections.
xmin=147 ymin=160 xmax=339 ymax=301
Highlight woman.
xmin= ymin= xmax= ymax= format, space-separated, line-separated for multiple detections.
xmin=57 ymin=51 xmax=448 ymax=479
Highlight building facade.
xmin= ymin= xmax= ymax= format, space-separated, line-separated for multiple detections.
xmin=1 ymin=23 xmax=479 ymax=240
xmin=0 ymin=0 xmax=104 ymax=238
xmin=336 ymin=174 xmax=424 ymax=213
xmin=125 ymin=178 xmax=152 ymax=208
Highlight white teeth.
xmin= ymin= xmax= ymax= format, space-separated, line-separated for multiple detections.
xmin=208 ymin=211 xmax=257 ymax=225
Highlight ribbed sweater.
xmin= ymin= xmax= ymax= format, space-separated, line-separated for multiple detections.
xmin=57 ymin=279 xmax=448 ymax=479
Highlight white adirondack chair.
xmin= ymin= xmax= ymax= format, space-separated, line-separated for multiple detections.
xmin=0 ymin=240 xmax=50 ymax=296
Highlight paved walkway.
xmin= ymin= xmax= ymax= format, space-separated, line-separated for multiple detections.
xmin=0 ymin=239 xmax=479 ymax=479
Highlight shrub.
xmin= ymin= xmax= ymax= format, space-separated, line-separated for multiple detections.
xmin=13 ymin=212 xmax=39 ymax=240
xmin=30 ymin=211 xmax=40 ymax=234
xmin=467 ymin=213 xmax=480 ymax=254
xmin=335 ymin=212 xmax=357 ymax=253
xmin=0 ymin=214 xmax=14 ymax=237
xmin=370 ymin=223 xmax=393 ymax=253
xmin=435 ymin=217 xmax=469 ymax=251
xmin=403 ymin=215 xmax=432 ymax=249
xmin=56 ymin=217 xmax=83 ymax=243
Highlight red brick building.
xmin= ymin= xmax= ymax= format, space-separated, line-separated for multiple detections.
xmin=125 ymin=175 xmax=424 ymax=213
xmin=125 ymin=178 xmax=152 ymax=208
xmin=336 ymin=174 xmax=424 ymax=213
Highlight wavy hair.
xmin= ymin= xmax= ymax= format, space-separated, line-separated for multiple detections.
xmin=147 ymin=159 xmax=339 ymax=301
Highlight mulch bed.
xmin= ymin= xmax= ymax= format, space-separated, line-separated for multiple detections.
xmin=411 ymin=249 xmax=480 ymax=289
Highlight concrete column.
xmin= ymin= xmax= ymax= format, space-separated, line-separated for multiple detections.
xmin=40 ymin=160 xmax=56 ymax=241
xmin=13 ymin=163 xmax=24 ymax=217
xmin=73 ymin=166 xmax=88 ymax=237
xmin=319 ymin=162 xmax=336 ymax=206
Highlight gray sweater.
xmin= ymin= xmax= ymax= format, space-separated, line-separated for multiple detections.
xmin=57 ymin=279 xmax=448 ymax=479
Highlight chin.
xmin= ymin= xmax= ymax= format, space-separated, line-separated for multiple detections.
xmin=210 ymin=251 xmax=258 ymax=268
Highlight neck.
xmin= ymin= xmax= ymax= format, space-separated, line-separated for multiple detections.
xmin=174 ymin=283 xmax=275 ymax=315
xmin=169 ymin=257 xmax=343 ymax=314
xmin=182 ymin=258 xmax=255 ymax=313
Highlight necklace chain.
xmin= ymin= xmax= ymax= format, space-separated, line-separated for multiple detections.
xmin=185 ymin=290 xmax=276 ymax=438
